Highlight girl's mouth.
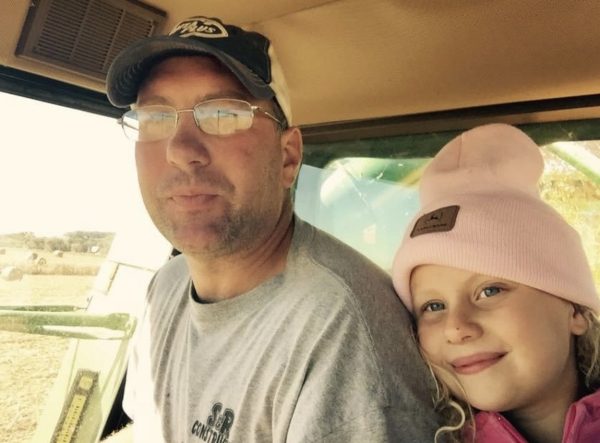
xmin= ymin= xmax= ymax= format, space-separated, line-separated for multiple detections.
xmin=450 ymin=352 xmax=506 ymax=375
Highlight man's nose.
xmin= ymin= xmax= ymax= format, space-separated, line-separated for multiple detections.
xmin=166 ymin=111 xmax=211 ymax=169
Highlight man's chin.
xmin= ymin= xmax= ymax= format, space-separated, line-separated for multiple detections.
xmin=170 ymin=231 xmax=228 ymax=257
xmin=168 ymin=220 xmax=247 ymax=256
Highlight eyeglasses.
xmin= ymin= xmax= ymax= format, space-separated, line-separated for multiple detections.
xmin=118 ymin=98 xmax=284 ymax=141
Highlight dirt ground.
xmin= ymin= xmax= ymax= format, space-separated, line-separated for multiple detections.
xmin=0 ymin=332 xmax=69 ymax=443
xmin=0 ymin=274 xmax=93 ymax=443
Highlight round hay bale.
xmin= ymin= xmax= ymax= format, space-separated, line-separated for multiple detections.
xmin=52 ymin=250 xmax=64 ymax=258
xmin=1 ymin=266 xmax=23 ymax=281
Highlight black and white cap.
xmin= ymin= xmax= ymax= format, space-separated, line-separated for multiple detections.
xmin=106 ymin=16 xmax=292 ymax=124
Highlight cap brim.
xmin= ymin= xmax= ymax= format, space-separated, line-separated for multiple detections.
xmin=107 ymin=36 xmax=275 ymax=108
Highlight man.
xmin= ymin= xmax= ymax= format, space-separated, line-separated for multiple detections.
xmin=105 ymin=15 xmax=440 ymax=442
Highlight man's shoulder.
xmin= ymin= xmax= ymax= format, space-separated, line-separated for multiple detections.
xmin=290 ymin=218 xmax=413 ymax=335
xmin=148 ymin=254 xmax=189 ymax=296
xmin=292 ymin=217 xmax=393 ymax=294
xmin=154 ymin=254 xmax=188 ymax=278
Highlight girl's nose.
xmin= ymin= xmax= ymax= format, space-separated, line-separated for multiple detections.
xmin=443 ymin=306 xmax=482 ymax=344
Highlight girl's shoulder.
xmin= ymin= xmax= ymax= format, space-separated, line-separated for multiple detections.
xmin=563 ymin=389 xmax=600 ymax=442
xmin=574 ymin=388 xmax=600 ymax=407
xmin=464 ymin=411 xmax=526 ymax=443
xmin=466 ymin=390 xmax=600 ymax=443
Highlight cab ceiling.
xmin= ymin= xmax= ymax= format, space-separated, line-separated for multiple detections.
xmin=1 ymin=0 xmax=599 ymax=126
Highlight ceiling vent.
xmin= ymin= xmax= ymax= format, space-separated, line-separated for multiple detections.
xmin=16 ymin=0 xmax=166 ymax=81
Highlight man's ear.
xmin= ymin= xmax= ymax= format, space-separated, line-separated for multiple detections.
xmin=570 ymin=305 xmax=590 ymax=336
xmin=280 ymin=126 xmax=303 ymax=189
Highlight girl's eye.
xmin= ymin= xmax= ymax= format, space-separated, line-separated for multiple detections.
xmin=422 ymin=301 xmax=446 ymax=312
xmin=478 ymin=286 xmax=503 ymax=299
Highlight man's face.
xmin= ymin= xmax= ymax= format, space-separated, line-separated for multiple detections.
xmin=134 ymin=56 xmax=300 ymax=257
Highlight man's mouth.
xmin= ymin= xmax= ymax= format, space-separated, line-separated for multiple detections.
xmin=169 ymin=193 xmax=218 ymax=210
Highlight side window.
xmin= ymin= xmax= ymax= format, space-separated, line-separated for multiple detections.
xmin=0 ymin=92 xmax=170 ymax=442
xmin=540 ymin=141 xmax=600 ymax=285
xmin=296 ymin=158 xmax=426 ymax=271
xmin=295 ymin=131 xmax=600 ymax=289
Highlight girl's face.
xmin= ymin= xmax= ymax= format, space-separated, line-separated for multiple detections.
xmin=411 ymin=264 xmax=588 ymax=415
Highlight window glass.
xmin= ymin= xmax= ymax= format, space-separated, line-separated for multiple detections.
xmin=296 ymin=128 xmax=600 ymax=290
xmin=3 ymin=89 xmax=598 ymax=443
xmin=540 ymin=141 xmax=600 ymax=285
xmin=0 ymin=92 xmax=170 ymax=443
xmin=296 ymin=158 xmax=425 ymax=270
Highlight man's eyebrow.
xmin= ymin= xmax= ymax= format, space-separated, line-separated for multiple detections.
xmin=135 ymin=95 xmax=169 ymax=107
xmin=202 ymin=90 xmax=253 ymax=101
xmin=136 ymin=90 xmax=254 ymax=107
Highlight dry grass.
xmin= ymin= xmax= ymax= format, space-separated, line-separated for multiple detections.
xmin=0 ymin=271 xmax=94 ymax=442
xmin=0 ymin=332 xmax=70 ymax=443
xmin=0 ymin=247 xmax=104 ymax=277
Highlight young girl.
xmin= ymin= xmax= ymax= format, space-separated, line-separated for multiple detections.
xmin=392 ymin=123 xmax=600 ymax=443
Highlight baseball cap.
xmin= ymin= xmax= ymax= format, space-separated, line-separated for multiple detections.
xmin=106 ymin=16 xmax=292 ymax=124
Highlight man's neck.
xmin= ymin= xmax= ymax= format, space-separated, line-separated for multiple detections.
xmin=184 ymin=209 xmax=295 ymax=303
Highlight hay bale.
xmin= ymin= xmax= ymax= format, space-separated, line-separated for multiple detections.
xmin=1 ymin=266 xmax=23 ymax=281
xmin=52 ymin=250 xmax=64 ymax=257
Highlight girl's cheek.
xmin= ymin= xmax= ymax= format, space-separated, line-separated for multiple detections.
xmin=417 ymin=324 xmax=443 ymax=362
xmin=439 ymin=371 xmax=468 ymax=402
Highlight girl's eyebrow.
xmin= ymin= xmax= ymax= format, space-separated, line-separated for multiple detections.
xmin=411 ymin=288 xmax=440 ymax=305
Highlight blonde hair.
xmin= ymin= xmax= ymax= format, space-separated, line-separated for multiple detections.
xmin=576 ymin=306 xmax=600 ymax=391
xmin=423 ymin=304 xmax=600 ymax=443
xmin=425 ymin=360 xmax=472 ymax=443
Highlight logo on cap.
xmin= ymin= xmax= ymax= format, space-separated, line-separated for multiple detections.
xmin=411 ymin=205 xmax=460 ymax=238
xmin=169 ymin=17 xmax=229 ymax=39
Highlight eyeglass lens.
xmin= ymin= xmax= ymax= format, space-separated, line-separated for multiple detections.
xmin=121 ymin=99 xmax=257 ymax=141
xmin=194 ymin=100 xmax=253 ymax=136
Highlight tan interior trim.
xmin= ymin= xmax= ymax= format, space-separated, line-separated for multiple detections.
xmin=301 ymin=95 xmax=600 ymax=143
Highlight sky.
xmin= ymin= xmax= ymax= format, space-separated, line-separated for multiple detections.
xmin=0 ymin=91 xmax=155 ymax=237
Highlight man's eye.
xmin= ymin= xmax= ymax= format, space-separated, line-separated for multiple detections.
xmin=139 ymin=111 xmax=172 ymax=124
xmin=479 ymin=286 xmax=503 ymax=299
xmin=216 ymin=109 xmax=239 ymax=118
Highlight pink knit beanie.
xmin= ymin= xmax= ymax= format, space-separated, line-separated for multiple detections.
xmin=392 ymin=123 xmax=600 ymax=313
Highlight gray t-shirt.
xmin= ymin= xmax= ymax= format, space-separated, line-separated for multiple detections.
xmin=123 ymin=217 xmax=440 ymax=442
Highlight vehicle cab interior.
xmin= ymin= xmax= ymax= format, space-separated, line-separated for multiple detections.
xmin=0 ymin=1 xmax=599 ymax=442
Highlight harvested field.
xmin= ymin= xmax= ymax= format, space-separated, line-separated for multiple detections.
xmin=0 ymin=272 xmax=95 ymax=443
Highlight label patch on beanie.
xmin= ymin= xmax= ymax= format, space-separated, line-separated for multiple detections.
xmin=170 ymin=17 xmax=229 ymax=39
xmin=411 ymin=205 xmax=459 ymax=238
